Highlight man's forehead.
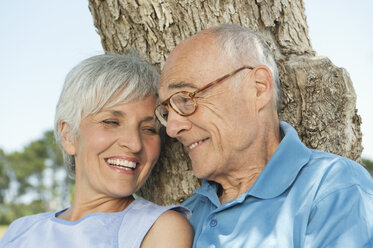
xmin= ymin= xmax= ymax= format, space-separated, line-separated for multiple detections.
xmin=159 ymin=31 xmax=224 ymax=99
xmin=159 ymin=58 xmax=202 ymax=99
xmin=158 ymin=78 xmax=198 ymax=100
xmin=161 ymin=31 xmax=219 ymax=72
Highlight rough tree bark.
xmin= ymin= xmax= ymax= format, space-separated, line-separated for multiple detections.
xmin=88 ymin=0 xmax=363 ymax=205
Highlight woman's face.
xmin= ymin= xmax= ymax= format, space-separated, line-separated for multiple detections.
xmin=64 ymin=95 xmax=161 ymax=199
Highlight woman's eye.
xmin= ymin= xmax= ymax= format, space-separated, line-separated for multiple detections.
xmin=102 ymin=120 xmax=119 ymax=126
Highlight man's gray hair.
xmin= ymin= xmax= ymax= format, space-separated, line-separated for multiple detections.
xmin=54 ymin=51 xmax=160 ymax=176
xmin=212 ymin=24 xmax=281 ymax=110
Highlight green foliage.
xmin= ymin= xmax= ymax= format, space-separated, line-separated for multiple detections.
xmin=361 ymin=158 xmax=373 ymax=176
xmin=0 ymin=130 xmax=73 ymax=225
xmin=7 ymin=141 xmax=47 ymax=195
xmin=0 ymin=149 xmax=10 ymax=202
xmin=0 ymin=200 xmax=47 ymax=224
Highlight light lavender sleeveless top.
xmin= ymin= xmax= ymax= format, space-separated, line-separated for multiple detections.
xmin=0 ymin=197 xmax=190 ymax=248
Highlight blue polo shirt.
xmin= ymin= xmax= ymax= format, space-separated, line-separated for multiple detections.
xmin=183 ymin=121 xmax=373 ymax=247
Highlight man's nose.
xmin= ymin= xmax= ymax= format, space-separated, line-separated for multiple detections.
xmin=166 ymin=109 xmax=192 ymax=138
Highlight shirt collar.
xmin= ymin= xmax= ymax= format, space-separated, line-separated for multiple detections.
xmin=194 ymin=180 xmax=222 ymax=207
xmin=194 ymin=121 xmax=312 ymax=203
xmin=247 ymin=121 xmax=311 ymax=199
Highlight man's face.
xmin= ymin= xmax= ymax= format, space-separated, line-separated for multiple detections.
xmin=159 ymin=33 xmax=260 ymax=182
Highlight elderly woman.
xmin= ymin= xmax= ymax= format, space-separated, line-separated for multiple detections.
xmin=0 ymin=52 xmax=192 ymax=247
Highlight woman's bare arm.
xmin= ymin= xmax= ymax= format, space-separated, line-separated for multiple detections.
xmin=141 ymin=210 xmax=193 ymax=248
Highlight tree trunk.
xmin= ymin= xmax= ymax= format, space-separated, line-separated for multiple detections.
xmin=88 ymin=0 xmax=362 ymax=205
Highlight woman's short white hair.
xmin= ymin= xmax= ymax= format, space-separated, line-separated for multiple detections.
xmin=54 ymin=51 xmax=160 ymax=176
xmin=211 ymin=24 xmax=281 ymax=110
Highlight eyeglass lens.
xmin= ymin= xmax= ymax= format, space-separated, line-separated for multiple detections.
xmin=155 ymin=105 xmax=168 ymax=125
xmin=156 ymin=93 xmax=196 ymax=125
xmin=170 ymin=93 xmax=195 ymax=115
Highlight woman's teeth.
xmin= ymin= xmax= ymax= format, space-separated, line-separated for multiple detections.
xmin=107 ymin=159 xmax=136 ymax=170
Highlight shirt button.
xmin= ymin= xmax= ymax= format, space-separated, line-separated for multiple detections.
xmin=210 ymin=219 xmax=217 ymax=227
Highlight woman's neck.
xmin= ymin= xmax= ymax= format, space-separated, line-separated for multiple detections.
xmin=57 ymin=194 xmax=135 ymax=221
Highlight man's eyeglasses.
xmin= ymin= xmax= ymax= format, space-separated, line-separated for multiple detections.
xmin=155 ymin=66 xmax=254 ymax=126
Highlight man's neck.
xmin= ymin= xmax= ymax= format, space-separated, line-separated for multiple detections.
xmin=217 ymin=117 xmax=281 ymax=204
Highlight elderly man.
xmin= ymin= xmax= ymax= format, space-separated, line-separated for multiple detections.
xmin=155 ymin=24 xmax=373 ymax=247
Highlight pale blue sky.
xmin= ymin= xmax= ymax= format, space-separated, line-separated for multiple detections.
xmin=1 ymin=1 xmax=372 ymax=160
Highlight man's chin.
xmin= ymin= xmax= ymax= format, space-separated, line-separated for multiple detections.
xmin=191 ymin=166 xmax=206 ymax=180
xmin=191 ymin=164 xmax=214 ymax=181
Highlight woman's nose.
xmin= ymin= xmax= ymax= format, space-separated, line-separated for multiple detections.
xmin=117 ymin=129 xmax=142 ymax=153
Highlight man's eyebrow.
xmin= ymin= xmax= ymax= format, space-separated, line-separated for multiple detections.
xmin=141 ymin=116 xmax=157 ymax=123
xmin=168 ymin=81 xmax=198 ymax=90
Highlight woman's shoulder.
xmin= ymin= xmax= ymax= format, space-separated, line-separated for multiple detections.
xmin=0 ymin=212 xmax=54 ymax=245
xmin=118 ymin=198 xmax=192 ymax=248
xmin=141 ymin=208 xmax=193 ymax=248
xmin=120 ymin=197 xmax=190 ymax=230
xmin=130 ymin=197 xmax=190 ymax=218
xmin=7 ymin=212 xmax=53 ymax=231
xmin=132 ymin=198 xmax=193 ymax=248
xmin=153 ymin=208 xmax=192 ymax=233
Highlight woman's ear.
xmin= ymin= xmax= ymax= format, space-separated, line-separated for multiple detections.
xmin=252 ymin=66 xmax=274 ymax=110
xmin=60 ymin=122 xmax=76 ymax=156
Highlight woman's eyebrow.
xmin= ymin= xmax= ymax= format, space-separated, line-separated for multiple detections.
xmin=102 ymin=110 xmax=156 ymax=123
xmin=109 ymin=110 xmax=126 ymax=117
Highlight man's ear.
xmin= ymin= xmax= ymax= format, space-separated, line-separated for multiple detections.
xmin=60 ymin=122 xmax=76 ymax=156
xmin=252 ymin=66 xmax=274 ymax=110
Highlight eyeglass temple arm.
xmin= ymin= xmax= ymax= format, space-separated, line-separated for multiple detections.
xmin=192 ymin=66 xmax=254 ymax=96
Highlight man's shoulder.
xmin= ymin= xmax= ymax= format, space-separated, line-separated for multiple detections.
xmin=308 ymin=149 xmax=369 ymax=178
xmin=305 ymin=149 xmax=373 ymax=198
